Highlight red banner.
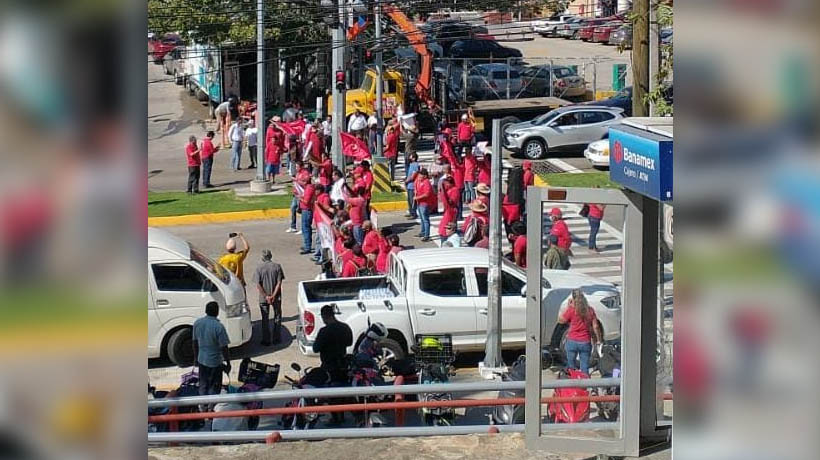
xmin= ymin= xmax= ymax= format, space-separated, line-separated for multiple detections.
xmin=340 ymin=132 xmax=371 ymax=161
xmin=275 ymin=119 xmax=306 ymax=137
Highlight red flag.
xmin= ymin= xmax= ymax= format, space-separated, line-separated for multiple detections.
xmin=340 ymin=132 xmax=371 ymax=161
xmin=275 ymin=119 xmax=306 ymax=137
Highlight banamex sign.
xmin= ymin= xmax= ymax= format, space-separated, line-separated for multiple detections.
xmin=609 ymin=126 xmax=673 ymax=202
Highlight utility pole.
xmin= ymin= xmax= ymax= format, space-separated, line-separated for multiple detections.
xmin=331 ymin=0 xmax=347 ymax=169
xmin=648 ymin=2 xmax=659 ymax=116
xmin=482 ymin=119 xmax=504 ymax=374
xmin=250 ymin=0 xmax=270 ymax=192
xmin=375 ymin=2 xmax=384 ymax=157
xmin=632 ymin=0 xmax=649 ymax=117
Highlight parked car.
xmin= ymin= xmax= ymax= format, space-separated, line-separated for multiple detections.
xmin=583 ymin=138 xmax=610 ymax=168
xmin=148 ymin=227 xmax=252 ymax=366
xmin=447 ymin=39 xmax=523 ymax=63
xmin=420 ymin=21 xmax=487 ymax=53
xmin=296 ymin=248 xmax=621 ymax=359
xmin=592 ymin=21 xmax=625 ymax=43
xmin=582 ymin=85 xmax=673 ymax=117
xmin=162 ymin=47 xmax=188 ymax=85
xmin=557 ymin=17 xmax=586 ymax=39
xmin=578 ymin=18 xmax=611 ymax=41
xmin=608 ymin=24 xmax=632 ymax=48
xmin=533 ymin=14 xmax=577 ymax=36
xmin=150 ymin=34 xmax=183 ymax=64
xmin=503 ymin=105 xmax=625 ymax=159
xmin=450 ymin=63 xmax=523 ymax=100
xmin=520 ymin=65 xmax=586 ymax=99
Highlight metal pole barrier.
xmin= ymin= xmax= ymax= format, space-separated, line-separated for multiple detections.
xmin=462 ymin=59 xmax=468 ymax=103
xmin=549 ymin=59 xmax=554 ymax=97
xmin=593 ymin=59 xmax=598 ymax=98
xmin=149 ymin=423 xmax=620 ymax=444
xmin=375 ymin=2 xmax=384 ymax=157
xmin=506 ymin=57 xmax=511 ymax=99
xmin=255 ymin=0 xmax=266 ymax=183
xmin=148 ymin=378 xmax=623 ymax=408
xmin=483 ymin=118 xmax=504 ymax=371
xmin=331 ymin=0 xmax=347 ymax=169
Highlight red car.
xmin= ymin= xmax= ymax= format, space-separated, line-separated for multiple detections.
xmin=150 ymin=34 xmax=182 ymax=64
xmin=592 ymin=21 xmax=624 ymax=43
xmin=578 ymin=18 xmax=609 ymax=41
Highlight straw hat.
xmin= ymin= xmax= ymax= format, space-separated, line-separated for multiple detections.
xmin=468 ymin=200 xmax=488 ymax=213
xmin=475 ymin=183 xmax=490 ymax=195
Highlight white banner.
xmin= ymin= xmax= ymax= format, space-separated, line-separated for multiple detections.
xmin=318 ymin=222 xmax=334 ymax=250
xmin=371 ymin=209 xmax=378 ymax=229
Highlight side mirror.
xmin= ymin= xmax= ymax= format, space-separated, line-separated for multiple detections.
xmin=291 ymin=363 xmax=302 ymax=372
xmin=521 ymin=285 xmax=527 ymax=297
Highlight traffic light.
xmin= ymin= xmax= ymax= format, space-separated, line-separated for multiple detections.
xmin=335 ymin=70 xmax=346 ymax=91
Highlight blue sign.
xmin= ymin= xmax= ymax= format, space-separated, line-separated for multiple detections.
xmin=609 ymin=126 xmax=673 ymax=201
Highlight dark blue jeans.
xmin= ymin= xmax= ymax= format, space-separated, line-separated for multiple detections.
xmin=406 ymin=188 xmax=417 ymax=217
xmin=201 ymin=156 xmax=213 ymax=187
xmin=290 ymin=197 xmax=299 ymax=230
xmin=588 ymin=217 xmax=601 ymax=250
xmin=418 ymin=204 xmax=430 ymax=237
xmin=565 ymin=339 xmax=592 ymax=374
xmin=353 ymin=225 xmax=364 ymax=245
xmin=463 ymin=181 xmax=476 ymax=203
xmin=301 ymin=210 xmax=313 ymax=251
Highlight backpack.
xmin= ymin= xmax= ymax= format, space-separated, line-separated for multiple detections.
xmin=350 ymin=259 xmax=376 ymax=277
xmin=463 ymin=218 xmax=479 ymax=246
xmin=579 ymin=204 xmax=590 ymax=217
xmin=506 ymin=166 xmax=525 ymax=205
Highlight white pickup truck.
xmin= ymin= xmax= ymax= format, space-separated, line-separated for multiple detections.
xmin=296 ymin=248 xmax=621 ymax=360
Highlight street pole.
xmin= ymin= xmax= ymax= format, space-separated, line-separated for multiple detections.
xmin=250 ymin=0 xmax=270 ymax=191
xmin=331 ymin=0 xmax=347 ymax=169
xmin=483 ymin=119 xmax=504 ymax=371
xmin=632 ymin=0 xmax=649 ymax=117
xmin=375 ymin=2 xmax=384 ymax=157
xmin=648 ymin=2 xmax=659 ymax=116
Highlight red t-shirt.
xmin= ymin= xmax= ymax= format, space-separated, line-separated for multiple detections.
xmin=523 ymin=169 xmax=535 ymax=188
xmin=362 ymin=230 xmax=381 ymax=256
xmin=185 ymin=143 xmax=200 ymax=166
xmin=550 ymin=219 xmax=571 ymax=249
xmin=319 ymin=158 xmax=333 ymax=186
xmin=501 ymin=196 xmax=521 ymax=224
xmin=440 ymin=140 xmax=457 ymax=166
xmin=300 ymin=184 xmax=316 ymax=210
xmin=362 ymin=170 xmax=374 ymax=200
xmin=313 ymin=192 xmax=331 ymax=225
xmin=342 ymin=254 xmax=367 ymax=277
xmin=414 ymin=177 xmax=435 ymax=208
xmin=561 ymin=302 xmax=598 ymax=342
xmin=457 ymin=121 xmax=474 ymax=143
xmin=438 ymin=186 xmax=461 ymax=237
xmin=348 ymin=196 xmax=367 ymax=225
xmin=463 ymin=153 xmax=477 ymax=182
xmin=477 ymin=157 xmax=491 ymax=185
xmin=266 ymin=130 xmax=284 ymax=165
xmin=588 ymin=204 xmax=604 ymax=219
xmin=384 ymin=130 xmax=399 ymax=159
xmin=513 ymin=234 xmax=527 ymax=268
xmin=200 ymin=138 xmax=216 ymax=160
xmin=452 ymin=162 xmax=465 ymax=190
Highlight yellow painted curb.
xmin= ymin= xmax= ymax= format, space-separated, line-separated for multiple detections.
xmin=534 ymin=175 xmax=548 ymax=187
xmin=148 ymin=199 xmax=409 ymax=227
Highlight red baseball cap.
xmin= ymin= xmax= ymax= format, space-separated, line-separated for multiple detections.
xmin=550 ymin=207 xmax=562 ymax=217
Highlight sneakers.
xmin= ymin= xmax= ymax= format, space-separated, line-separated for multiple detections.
xmin=285 ymin=228 xmax=296 ymax=233
xmin=295 ymin=230 xmax=302 ymax=235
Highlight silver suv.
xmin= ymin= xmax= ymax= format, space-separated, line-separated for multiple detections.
xmin=503 ymin=106 xmax=625 ymax=160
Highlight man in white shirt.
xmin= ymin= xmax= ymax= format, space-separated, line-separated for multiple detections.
xmin=329 ymin=168 xmax=346 ymax=203
xmin=244 ymin=119 xmax=258 ymax=169
xmin=347 ymin=108 xmax=367 ymax=138
xmin=366 ymin=114 xmax=378 ymax=155
xmin=442 ymin=222 xmax=462 ymax=247
xmin=321 ymin=115 xmax=332 ymax=154
xmin=228 ymin=118 xmax=244 ymax=171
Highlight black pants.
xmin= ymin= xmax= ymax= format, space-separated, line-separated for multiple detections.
xmin=198 ymin=363 xmax=224 ymax=412
xmin=187 ymin=166 xmax=200 ymax=193
xmin=248 ymin=145 xmax=257 ymax=168
xmin=201 ymin=157 xmax=213 ymax=187
xmin=260 ymin=298 xmax=282 ymax=344
xmin=324 ymin=135 xmax=332 ymax=154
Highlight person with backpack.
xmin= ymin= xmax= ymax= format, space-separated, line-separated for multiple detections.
xmin=462 ymin=200 xmax=489 ymax=246
xmin=341 ymin=244 xmax=369 ymax=277
xmin=544 ymin=235 xmax=567 ymax=270
xmin=549 ymin=207 xmax=572 ymax=267
xmin=557 ymin=289 xmax=603 ymax=374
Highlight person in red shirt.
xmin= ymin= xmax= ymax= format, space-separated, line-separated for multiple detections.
xmin=549 ymin=207 xmax=573 ymax=264
xmin=360 ymin=160 xmax=374 ymax=218
xmin=199 ymin=131 xmax=220 ymax=188
xmin=522 ymin=160 xmax=535 ymax=188
xmin=509 ymin=221 xmax=528 ymax=268
xmin=306 ymin=123 xmax=323 ymax=164
xmin=586 ymin=203 xmax=606 ymax=252
xmin=477 ymin=152 xmax=492 ymax=185
xmin=361 ymin=221 xmax=381 ymax=260
xmin=557 ymin=289 xmax=602 ymax=373
xmin=341 ymin=244 xmax=368 ymax=278
xmin=266 ymin=124 xmax=285 ymax=183
xmin=346 ymin=184 xmax=368 ymax=244
xmin=455 ymin=113 xmax=474 ymax=158
xmin=413 ymin=169 xmax=434 ymax=241
xmin=475 ymin=183 xmax=491 ymax=208
xmin=384 ymin=122 xmax=400 ymax=180
xmin=501 ymin=194 xmax=521 ymax=235
xmin=439 ymin=129 xmax=457 ymax=167
xmin=437 ymin=177 xmax=460 ymax=241
xmin=299 ymin=176 xmax=316 ymax=254
xmin=309 ymin=151 xmax=333 ymax=187
xmin=185 ymin=135 xmax=201 ymax=194
xmin=462 ymin=147 xmax=478 ymax=203
xmin=462 ymin=200 xmax=489 ymax=244
xmin=312 ymin=184 xmax=334 ymax=262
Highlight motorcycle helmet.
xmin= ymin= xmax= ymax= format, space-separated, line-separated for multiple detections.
xmin=419 ymin=337 xmax=443 ymax=350
xmin=366 ymin=322 xmax=388 ymax=340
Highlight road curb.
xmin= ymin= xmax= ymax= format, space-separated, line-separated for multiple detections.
xmin=148 ymin=199 xmax=409 ymax=227
xmin=534 ymin=175 xmax=548 ymax=186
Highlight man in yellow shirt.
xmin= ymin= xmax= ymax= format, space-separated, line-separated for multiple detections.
xmin=218 ymin=232 xmax=250 ymax=285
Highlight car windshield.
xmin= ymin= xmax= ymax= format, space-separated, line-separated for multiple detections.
xmin=532 ymin=110 xmax=561 ymax=125
xmin=191 ymin=248 xmax=230 ymax=284
xmin=553 ymin=67 xmax=574 ymax=78
xmin=360 ymin=74 xmax=374 ymax=92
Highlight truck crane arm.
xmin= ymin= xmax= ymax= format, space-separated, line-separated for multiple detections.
xmin=383 ymin=5 xmax=438 ymax=112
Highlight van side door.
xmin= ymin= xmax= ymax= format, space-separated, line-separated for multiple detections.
xmin=150 ymin=262 xmax=224 ymax=328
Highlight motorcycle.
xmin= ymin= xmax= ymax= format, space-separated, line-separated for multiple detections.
xmin=280 ymin=362 xmax=331 ymax=430
xmin=349 ymin=353 xmax=389 ymax=427
xmin=414 ymin=334 xmax=457 ymax=426
xmin=591 ymin=343 xmax=621 ymax=421
xmin=546 ymin=368 xmax=591 ymax=423
xmin=490 ymin=355 xmax=527 ymax=425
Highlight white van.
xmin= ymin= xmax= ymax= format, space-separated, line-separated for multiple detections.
xmin=148 ymin=227 xmax=252 ymax=365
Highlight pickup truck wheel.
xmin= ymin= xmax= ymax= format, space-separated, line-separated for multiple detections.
xmin=523 ymin=138 xmax=547 ymax=160
xmin=378 ymin=338 xmax=405 ymax=362
xmin=166 ymin=328 xmax=194 ymax=367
